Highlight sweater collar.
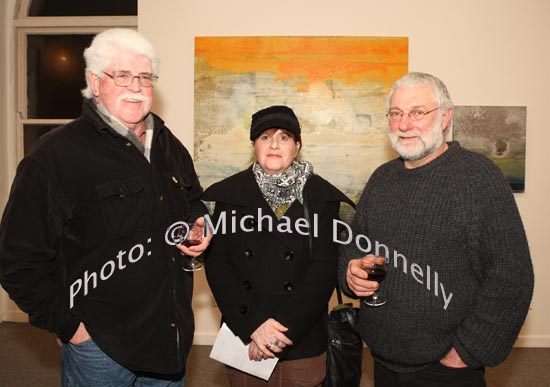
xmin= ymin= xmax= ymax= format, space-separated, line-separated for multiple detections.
xmin=396 ymin=141 xmax=461 ymax=175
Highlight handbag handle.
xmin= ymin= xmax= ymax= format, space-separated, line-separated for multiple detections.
xmin=335 ymin=283 xmax=344 ymax=305
xmin=303 ymin=181 xmax=352 ymax=307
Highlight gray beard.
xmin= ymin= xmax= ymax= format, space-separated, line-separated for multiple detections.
xmin=388 ymin=118 xmax=444 ymax=161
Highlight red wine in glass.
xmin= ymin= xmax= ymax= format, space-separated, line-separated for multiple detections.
xmin=363 ymin=257 xmax=388 ymax=307
xmin=181 ymin=237 xmax=202 ymax=247
xmin=366 ymin=264 xmax=387 ymax=282
xmin=179 ymin=224 xmax=204 ymax=271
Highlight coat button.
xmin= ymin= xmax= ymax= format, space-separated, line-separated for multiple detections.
xmin=239 ymin=305 xmax=248 ymax=314
xmin=243 ymin=280 xmax=252 ymax=290
xmin=283 ymin=282 xmax=293 ymax=292
xmin=244 ymin=249 xmax=254 ymax=259
xmin=284 ymin=251 xmax=294 ymax=261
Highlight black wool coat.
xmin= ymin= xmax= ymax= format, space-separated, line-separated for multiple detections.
xmin=202 ymin=167 xmax=353 ymax=361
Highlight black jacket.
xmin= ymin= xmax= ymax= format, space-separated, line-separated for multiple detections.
xmin=202 ymin=167 xmax=353 ymax=361
xmin=0 ymin=99 xmax=207 ymax=375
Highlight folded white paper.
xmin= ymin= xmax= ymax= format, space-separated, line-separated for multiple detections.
xmin=209 ymin=323 xmax=279 ymax=381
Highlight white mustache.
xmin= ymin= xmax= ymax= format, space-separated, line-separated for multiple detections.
xmin=117 ymin=94 xmax=150 ymax=104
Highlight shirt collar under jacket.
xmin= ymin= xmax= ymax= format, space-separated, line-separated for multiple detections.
xmin=91 ymin=98 xmax=154 ymax=162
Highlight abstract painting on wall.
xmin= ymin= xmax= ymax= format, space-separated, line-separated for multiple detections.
xmin=453 ymin=106 xmax=526 ymax=192
xmin=194 ymin=36 xmax=408 ymax=207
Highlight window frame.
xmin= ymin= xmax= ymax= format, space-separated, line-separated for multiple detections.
xmin=14 ymin=0 xmax=137 ymax=158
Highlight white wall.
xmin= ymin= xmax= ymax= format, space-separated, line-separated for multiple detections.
xmin=0 ymin=0 xmax=6 ymax=323
xmin=139 ymin=0 xmax=550 ymax=346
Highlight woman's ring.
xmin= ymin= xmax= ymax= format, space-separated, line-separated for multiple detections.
xmin=274 ymin=339 xmax=280 ymax=347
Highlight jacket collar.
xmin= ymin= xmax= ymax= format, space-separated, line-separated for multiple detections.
xmin=202 ymin=166 xmax=354 ymax=249
xmin=81 ymin=98 xmax=165 ymax=138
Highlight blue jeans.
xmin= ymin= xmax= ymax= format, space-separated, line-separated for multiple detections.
xmin=61 ymin=339 xmax=185 ymax=387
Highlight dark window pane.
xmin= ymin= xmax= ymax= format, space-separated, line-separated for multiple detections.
xmin=24 ymin=124 xmax=60 ymax=154
xmin=27 ymin=34 xmax=93 ymax=119
xmin=29 ymin=0 xmax=137 ymax=16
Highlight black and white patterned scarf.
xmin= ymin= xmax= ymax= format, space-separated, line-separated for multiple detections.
xmin=253 ymin=160 xmax=313 ymax=216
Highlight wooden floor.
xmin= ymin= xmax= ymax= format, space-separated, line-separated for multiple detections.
xmin=1 ymin=322 xmax=549 ymax=386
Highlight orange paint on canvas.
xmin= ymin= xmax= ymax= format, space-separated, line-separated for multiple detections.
xmin=195 ymin=36 xmax=407 ymax=88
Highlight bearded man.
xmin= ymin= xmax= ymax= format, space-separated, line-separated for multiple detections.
xmin=338 ymin=72 xmax=533 ymax=387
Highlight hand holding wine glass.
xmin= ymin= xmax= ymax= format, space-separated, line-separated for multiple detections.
xmin=178 ymin=222 xmax=205 ymax=271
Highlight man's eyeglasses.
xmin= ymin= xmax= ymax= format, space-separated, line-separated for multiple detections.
xmin=386 ymin=107 xmax=439 ymax=122
xmin=103 ymin=71 xmax=159 ymax=88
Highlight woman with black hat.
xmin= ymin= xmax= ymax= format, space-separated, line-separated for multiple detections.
xmin=202 ymin=105 xmax=353 ymax=386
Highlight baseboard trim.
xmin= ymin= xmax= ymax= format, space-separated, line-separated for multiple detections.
xmin=515 ymin=335 xmax=550 ymax=348
xmin=192 ymin=332 xmax=218 ymax=346
xmin=1 ymin=317 xmax=548 ymax=348
xmin=2 ymin=310 xmax=28 ymax=323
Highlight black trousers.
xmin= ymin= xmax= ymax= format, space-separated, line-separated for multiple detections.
xmin=374 ymin=360 xmax=486 ymax=387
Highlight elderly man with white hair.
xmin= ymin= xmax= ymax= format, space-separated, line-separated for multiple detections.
xmin=0 ymin=28 xmax=210 ymax=386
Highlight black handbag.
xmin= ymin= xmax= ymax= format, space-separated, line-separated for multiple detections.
xmin=303 ymin=185 xmax=362 ymax=386
xmin=323 ymin=284 xmax=363 ymax=387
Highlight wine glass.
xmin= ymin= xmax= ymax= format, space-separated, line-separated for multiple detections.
xmin=363 ymin=255 xmax=389 ymax=307
xmin=178 ymin=223 xmax=204 ymax=272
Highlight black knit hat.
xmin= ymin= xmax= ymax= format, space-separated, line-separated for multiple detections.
xmin=249 ymin=105 xmax=301 ymax=142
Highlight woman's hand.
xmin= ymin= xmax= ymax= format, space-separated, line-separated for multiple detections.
xmin=248 ymin=341 xmax=266 ymax=361
xmin=250 ymin=318 xmax=293 ymax=358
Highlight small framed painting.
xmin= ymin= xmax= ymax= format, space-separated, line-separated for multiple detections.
xmin=453 ymin=106 xmax=526 ymax=192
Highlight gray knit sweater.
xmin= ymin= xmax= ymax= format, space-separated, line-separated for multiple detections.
xmin=338 ymin=141 xmax=533 ymax=373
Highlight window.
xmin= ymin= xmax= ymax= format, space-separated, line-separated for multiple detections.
xmin=27 ymin=34 xmax=92 ymax=119
xmin=29 ymin=0 xmax=137 ymax=16
xmin=15 ymin=0 xmax=137 ymax=156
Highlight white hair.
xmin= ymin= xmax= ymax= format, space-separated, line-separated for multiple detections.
xmin=387 ymin=72 xmax=454 ymax=112
xmin=81 ymin=28 xmax=159 ymax=98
